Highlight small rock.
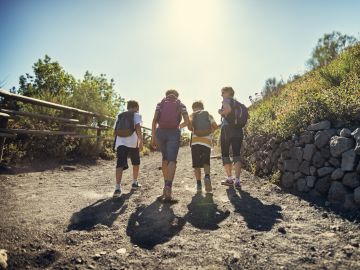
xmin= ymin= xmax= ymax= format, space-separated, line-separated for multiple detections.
xmin=93 ymin=254 xmax=101 ymax=260
xmin=308 ymin=121 xmax=331 ymax=131
xmin=63 ymin=165 xmax=76 ymax=171
xmin=322 ymin=213 xmax=329 ymax=218
xmin=278 ymin=227 xmax=286 ymax=234
xmin=75 ymin=258 xmax=83 ymax=264
xmin=116 ymin=248 xmax=127 ymax=255
xmin=310 ymin=246 xmax=316 ymax=252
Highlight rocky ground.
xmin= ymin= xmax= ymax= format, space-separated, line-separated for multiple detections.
xmin=0 ymin=148 xmax=360 ymax=270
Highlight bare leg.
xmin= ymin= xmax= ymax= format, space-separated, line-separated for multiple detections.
xmin=234 ymin=162 xmax=241 ymax=178
xmin=224 ymin=163 xmax=232 ymax=177
xmin=203 ymin=164 xmax=210 ymax=176
xmin=116 ymin=167 xmax=123 ymax=184
xmin=194 ymin=168 xmax=201 ymax=181
xmin=133 ymin=165 xmax=139 ymax=180
xmin=162 ymin=160 xmax=168 ymax=180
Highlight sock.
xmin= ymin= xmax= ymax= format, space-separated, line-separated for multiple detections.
xmin=196 ymin=180 xmax=202 ymax=186
xmin=133 ymin=179 xmax=138 ymax=184
xmin=235 ymin=177 xmax=240 ymax=183
xmin=227 ymin=175 xmax=233 ymax=180
xmin=115 ymin=183 xmax=121 ymax=190
xmin=165 ymin=180 xmax=172 ymax=189
xmin=204 ymin=174 xmax=210 ymax=180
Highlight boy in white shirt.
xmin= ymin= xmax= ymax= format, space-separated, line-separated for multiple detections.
xmin=113 ymin=100 xmax=143 ymax=197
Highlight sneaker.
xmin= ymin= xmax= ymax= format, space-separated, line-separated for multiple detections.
xmin=204 ymin=177 xmax=212 ymax=193
xmin=131 ymin=182 xmax=142 ymax=189
xmin=221 ymin=177 xmax=234 ymax=187
xmin=196 ymin=183 xmax=202 ymax=192
xmin=113 ymin=189 xmax=121 ymax=197
xmin=234 ymin=180 xmax=241 ymax=190
xmin=163 ymin=186 xmax=172 ymax=199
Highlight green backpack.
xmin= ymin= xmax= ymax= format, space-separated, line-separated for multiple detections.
xmin=192 ymin=111 xmax=212 ymax=137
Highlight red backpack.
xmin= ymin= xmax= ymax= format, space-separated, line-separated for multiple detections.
xmin=158 ymin=96 xmax=182 ymax=129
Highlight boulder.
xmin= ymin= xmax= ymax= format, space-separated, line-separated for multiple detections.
xmin=344 ymin=194 xmax=358 ymax=210
xmin=328 ymin=181 xmax=347 ymax=203
xmin=299 ymin=161 xmax=311 ymax=175
xmin=330 ymin=136 xmax=355 ymax=157
xmin=341 ymin=149 xmax=356 ymax=171
xmin=296 ymin=178 xmax=308 ymax=192
xmin=294 ymin=172 xmax=303 ymax=180
xmin=281 ymin=172 xmax=294 ymax=188
xmin=284 ymin=159 xmax=299 ymax=172
xmin=354 ymin=187 xmax=360 ymax=205
xmin=331 ymin=168 xmax=344 ymax=180
xmin=306 ymin=176 xmax=316 ymax=188
xmin=352 ymin=128 xmax=360 ymax=141
xmin=289 ymin=147 xmax=303 ymax=162
xmin=303 ymin=144 xmax=316 ymax=161
xmin=299 ymin=131 xmax=314 ymax=144
xmin=328 ymin=157 xmax=340 ymax=168
xmin=340 ymin=128 xmax=352 ymax=138
xmin=317 ymin=167 xmax=335 ymax=177
xmin=314 ymin=131 xmax=331 ymax=149
xmin=315 ymin=176 xmax=331 ymax=195
xmin=310 ymin=166 xmax=317 ymax=176
xmin=355 ymin=142 xmax=360 ymax=155
xmin=312 ymin=151 xmax=325 ymax=168
xmin=342 ymin=173 xmax=360 ymax=189
xmin=320 ymin=147 xmax=331 ymax=160
xmin=308 ymin=120 xmax=331 ymax=131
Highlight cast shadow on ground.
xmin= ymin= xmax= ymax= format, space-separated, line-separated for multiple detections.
xmin=67 ymin=190 xmax=134 ymax=231
xmin=185 ymin=193 xmax=230 ymax=230
xmin=126 ymin=200 xmax=186 ymax=249
xmin=227 ymin=187 xmax=282 ymax=231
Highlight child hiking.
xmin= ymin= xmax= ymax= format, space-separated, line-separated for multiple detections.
xmin=188 ymin=101 xmax=218 ymax=193
xmin=113 ymin=100 xmax=143 ymax=197
xmin=218 ymin=87 xmax=248 ymax=189
xmin=151 ymin=89 xmax=189 ymax=202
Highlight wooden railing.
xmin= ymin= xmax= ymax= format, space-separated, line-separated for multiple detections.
xmin=0 ymin=89 xmax=152 ymax=162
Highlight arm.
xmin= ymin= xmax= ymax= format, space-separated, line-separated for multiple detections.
xmin=135 ymin=123 xmax=143 ymax=151
xmin=151 ymin=111 xmax=159 ymax=149
xmin=179 ymin=114 xmax=190 ymax=129
xmin=218 ymin=102 xmax=232 ymax=117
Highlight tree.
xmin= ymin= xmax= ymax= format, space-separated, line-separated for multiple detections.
xmin=307 ymin=31 xmax=357 ymax=69
xmin=261 ymin=77 xmax=284 ymax=97
xmin=18 ymin=55 xmax=76 ymax=104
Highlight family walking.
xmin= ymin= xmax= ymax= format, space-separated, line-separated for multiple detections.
xmin=113 ymin=86 xmax=248 ymax=202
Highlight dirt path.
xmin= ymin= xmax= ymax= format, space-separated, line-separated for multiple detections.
xmin=0 ymin=148 xmax=360 ymax=270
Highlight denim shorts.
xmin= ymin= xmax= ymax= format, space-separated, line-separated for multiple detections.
xmin=156 ymin=128 xmax=181 ymax=162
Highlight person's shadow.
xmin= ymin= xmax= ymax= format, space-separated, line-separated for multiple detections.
xmin=185 ymin=193 xmax=230 ymax=230
xmin=126 ymin=200 xmax=186 ymax=249
xmin=227 ymin=188 xmax=282 ymax=231
xmin=67 ymin=191 xmax=134 ymax=231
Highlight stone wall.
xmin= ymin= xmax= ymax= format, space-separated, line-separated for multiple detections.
xmin=242 ymin=120 xmax=360 ymax=211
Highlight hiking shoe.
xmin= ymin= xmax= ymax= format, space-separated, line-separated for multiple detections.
xmin=234 ymin=180 xmax=241 ymax=190
xmin=113 ymin=189 xmax=121 ymax=197
xmin=204 ymin=177 xmax=212 ymax=193
xmin=163 ymin=186 xmax=172 ymax=199
xmin=196 ymin=183 xmax=202 ymax=193
xmin=131 ymin=182 xmax=142 ymax=189
xmin=221 ymin=178 xmax=234 ymax=187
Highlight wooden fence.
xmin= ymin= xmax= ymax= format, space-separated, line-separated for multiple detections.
xmin=0 ymin=89 xmax=152 ymax=162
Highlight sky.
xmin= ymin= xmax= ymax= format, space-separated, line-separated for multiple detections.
xmin=1 ymin=0 xmax=360 ymax=127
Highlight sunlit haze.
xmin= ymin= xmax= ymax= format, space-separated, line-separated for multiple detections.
xmin=1 ymin=0 xmax=359 ymax=126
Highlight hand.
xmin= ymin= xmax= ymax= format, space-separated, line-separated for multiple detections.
xmin=151 ymin=138 xmax=157 ymax=150
xmin=139 ymin=141 xmax=144 ymax=152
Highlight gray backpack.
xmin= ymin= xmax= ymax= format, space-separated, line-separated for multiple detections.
xmin=192 ymin=111 xmax=212 ymax=137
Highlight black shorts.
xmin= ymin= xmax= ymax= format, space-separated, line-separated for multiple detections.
xmin=191 ymin=144 xmax=211 ymax=168
xmin=116 ymin=145 xmax=140 ymax=170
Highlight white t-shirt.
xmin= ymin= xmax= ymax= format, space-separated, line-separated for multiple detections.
xmin=114 ymin=112 xmax=142 ymax=149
